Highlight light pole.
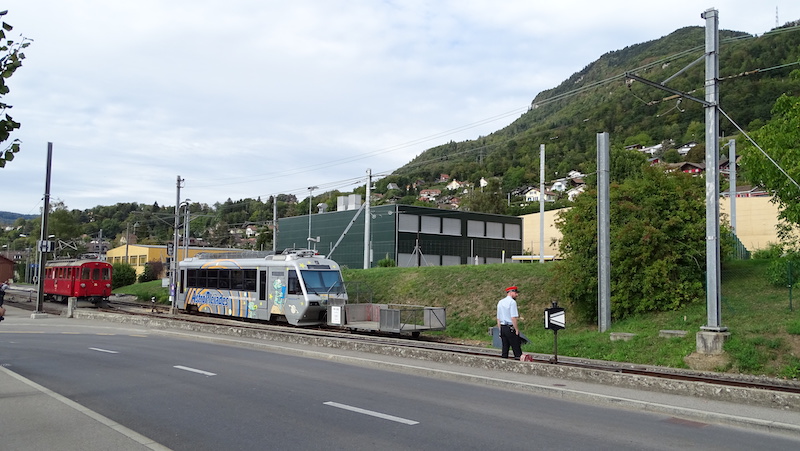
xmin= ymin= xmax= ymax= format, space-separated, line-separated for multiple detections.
xmin=125 ymin=222 xmax=139 ymax=263
xmin=180 ymin=199 xmax=191 ymax=261
xmin=307 ymin=186 xmax=317 ymax=245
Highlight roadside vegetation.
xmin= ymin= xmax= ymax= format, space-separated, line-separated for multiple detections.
xmin=117 ymin=258 xmax=800 ymax=378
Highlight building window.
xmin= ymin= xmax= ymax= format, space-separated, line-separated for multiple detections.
xmin=442 ymin=217 xmax=461 ymax=236
xmin=467 ymin=220 xmax=484 ymax=237
xmin=505 ymin=223 xmax=521 ymax=240
xmin=486 ymin=222 xmax=503 ymax=239
xmin=398 ymin=214 xmax=419 ymax=233
xmin=421 ymin=216 xmax=440 ymax=234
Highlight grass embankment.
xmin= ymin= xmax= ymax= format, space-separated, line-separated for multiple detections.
xmin=114 ymin=260 xmax=800 ymax=377
xmin=342 ymin=260 xmax=800 ymax=378
xmin=114 ymin=280 xmax=170 ymax=303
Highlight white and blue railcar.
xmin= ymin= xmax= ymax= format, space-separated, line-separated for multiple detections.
xmin=176 ymin=249 xmax=347 ymax=326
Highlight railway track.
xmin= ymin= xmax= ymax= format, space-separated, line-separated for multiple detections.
xmin=6 ymin=292 xmax=800 ymax=398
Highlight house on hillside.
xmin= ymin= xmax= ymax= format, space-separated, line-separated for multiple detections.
xmin=567 ymin=184 xmax=587 ymax=201
xmin=721 ymin=185 xmax=768 ymax=197
xmin=665 ymin=161 xmax=705 ymax=174
xmin=446 ymin=179 xmax=464 ymax=191
xmin=419 ymin=189 xmax=441 ymax=202
xmin=524 ymin=187 xmax=557 ymax=203
xmin=550 ymin=179 xmax=569 ymax=192
xmin=677 ymin=141 xmax=697 ymax=155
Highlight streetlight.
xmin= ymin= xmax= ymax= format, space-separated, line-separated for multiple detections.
xmin=180 ymin=199 xmax=191 ymax=260
xmin=307 ymin=186 xmax=318 ymax=244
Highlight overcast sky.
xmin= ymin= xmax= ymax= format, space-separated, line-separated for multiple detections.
xmin=2 ymin=1 xmax=799 ymax=214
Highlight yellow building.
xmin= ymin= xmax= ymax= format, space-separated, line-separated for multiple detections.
xmin=520 ymin=196 xmax=781 ymax=259
xmin=106 ymin=244 xmax=238 ymax=276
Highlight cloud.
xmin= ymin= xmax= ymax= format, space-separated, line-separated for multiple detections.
xmin=2 ymin=0 xmax=799 ymax=213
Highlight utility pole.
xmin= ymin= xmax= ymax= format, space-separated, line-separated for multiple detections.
xmin=170 ymin=175 xmax=184 ymax=314
xmin=597 ymin=133 xmax=611 ymax=332
xmin=701 ymin=8 xmax=725 ymax=334
xmin=272 ymin=195 xmax=278 ymax=253
xmin=364 ymin=168 xmax=372 ymax=269
xmin=539 ymin=144 xmax=545 ymax=264
xmin=33 ymin=142 xmax=53 ymax=318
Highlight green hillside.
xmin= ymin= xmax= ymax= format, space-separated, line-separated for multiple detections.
xmin=390 ymin=23 xmax=800 ymax=199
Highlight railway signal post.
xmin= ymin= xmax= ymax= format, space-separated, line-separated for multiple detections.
xmin=544 ymin=302 xmax=566 ymax=363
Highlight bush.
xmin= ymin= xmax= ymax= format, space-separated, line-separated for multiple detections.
xmin=752 ymin=243 xmax=784 ymax=260
xmin=112 ymin=263 xmax=136 ymax=289
xmin=137 ymin=261 xmax=163 ymax=283
xmin=377 ymin=255 xmax=396 ymax=267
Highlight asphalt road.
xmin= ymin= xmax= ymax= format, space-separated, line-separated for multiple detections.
xmin=3 ymin=323 xmax=800 ymax=450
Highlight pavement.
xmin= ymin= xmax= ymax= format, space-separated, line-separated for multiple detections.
xmin=2 ymin=304 xmax=800 ymax=451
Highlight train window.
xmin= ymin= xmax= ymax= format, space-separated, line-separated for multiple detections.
xmin=287 ymin=270 xmax=301 ymax=295
xmin=230 ymin=270 xmax=243 ymax=290
xmin=82 ymin=267 xmax=90 ymax=279
xmin=301 ymin=270 xmax=345 ymax=294
xmin=92 ymin=268 xmax=101 ymax=280
xmin=244 ymin=269 xmax=257 ymax=291
xmin=102 ymin=267 xmax=111 ymax=280
xmin=187 ymin=269 xmax=197 ymax=287
xmin=259 ymin=271 xmax=266 ymax=301
xmin=218 ymin=270 xmax=230 ymax=289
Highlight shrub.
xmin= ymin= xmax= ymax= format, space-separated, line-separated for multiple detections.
xmin=137 ymin=261 xmax=163 ymax=283
xmin=752 ymin=243 xmax=784 ymax=260
xmin=112 ymin=263 xmax=136 ymax=289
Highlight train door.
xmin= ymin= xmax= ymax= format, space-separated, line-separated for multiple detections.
xmin=256 ymin=269 xmax=271 ymax=321
xmin=265 ymin=267 xmax=288 ymax=319
xmin=282 ymin=268 xmax=305 ymax=325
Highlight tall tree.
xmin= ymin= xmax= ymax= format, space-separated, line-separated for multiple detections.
xmin=740 ymin=75 xmax=800 ymax=244
xmin=553 ymin=166 xmax=709 ymax=321
xmin=0 ymin=11 xmax=31 ymax=167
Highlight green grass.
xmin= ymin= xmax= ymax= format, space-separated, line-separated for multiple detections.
xmin=114 ymin=280 xmax=170 ymax=303
xmin=115 ymin=259 xmax=800 ymax=376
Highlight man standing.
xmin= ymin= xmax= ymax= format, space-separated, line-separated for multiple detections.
xmin=496 ymin=286 xmax=522 ymax=359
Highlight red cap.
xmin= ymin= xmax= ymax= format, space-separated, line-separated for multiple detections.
xmin=506 ymin=286 xmax=518 ymax=292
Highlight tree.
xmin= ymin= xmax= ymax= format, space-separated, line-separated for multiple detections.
xmin=0 ymin=11 xmax=31 ymax=167
xmin=740 ymin=78 xmax=800 ymax=240
xmin=460 ymin=178 xmax=506 ymax=214
xmin=552 ymin=166 xmax=708 ymax=321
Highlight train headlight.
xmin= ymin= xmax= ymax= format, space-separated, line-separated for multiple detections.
xmin=80 ymin=283 xmax=86 ymax=288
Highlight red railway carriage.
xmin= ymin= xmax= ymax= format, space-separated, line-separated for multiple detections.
xmin=43 ymin=259 xmax=113 ymax=304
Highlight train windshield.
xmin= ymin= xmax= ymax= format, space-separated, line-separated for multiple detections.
xmin=300 ymin=270 xmax=345 ymax=295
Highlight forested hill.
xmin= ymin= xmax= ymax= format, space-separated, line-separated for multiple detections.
xmin=392 ymin=22 xmax=800 ymax=191
xmin=0 ymin=211 xmax=37 ymax=225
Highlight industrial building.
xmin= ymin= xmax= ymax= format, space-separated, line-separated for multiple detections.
xmin=276 ymin=202 xmax=522 ymax=269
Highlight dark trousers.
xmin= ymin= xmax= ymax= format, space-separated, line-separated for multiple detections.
xmin=500 ymin=324 xmax=522 ymax=359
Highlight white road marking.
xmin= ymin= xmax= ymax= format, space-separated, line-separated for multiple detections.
xmin=89 ymin=347 xmax=119 ymax=354
xmin=323 ymin=401 xmax=419 ymax=425
xmin=174 ymin=365 xmax=217 ymax=376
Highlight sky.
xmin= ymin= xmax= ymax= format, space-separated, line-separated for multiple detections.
xmin=2 ymin=1 xmax=800 ymax=215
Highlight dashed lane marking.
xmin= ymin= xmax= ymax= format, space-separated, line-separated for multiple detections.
xmin=323 ymin=401 xmax=419 ymax=425
xmin=174 ymin=365 xmax=216 ymax=376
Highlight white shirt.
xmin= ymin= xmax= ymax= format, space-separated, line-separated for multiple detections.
xmin=496 ymin=295 xmax=518 ymax=325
